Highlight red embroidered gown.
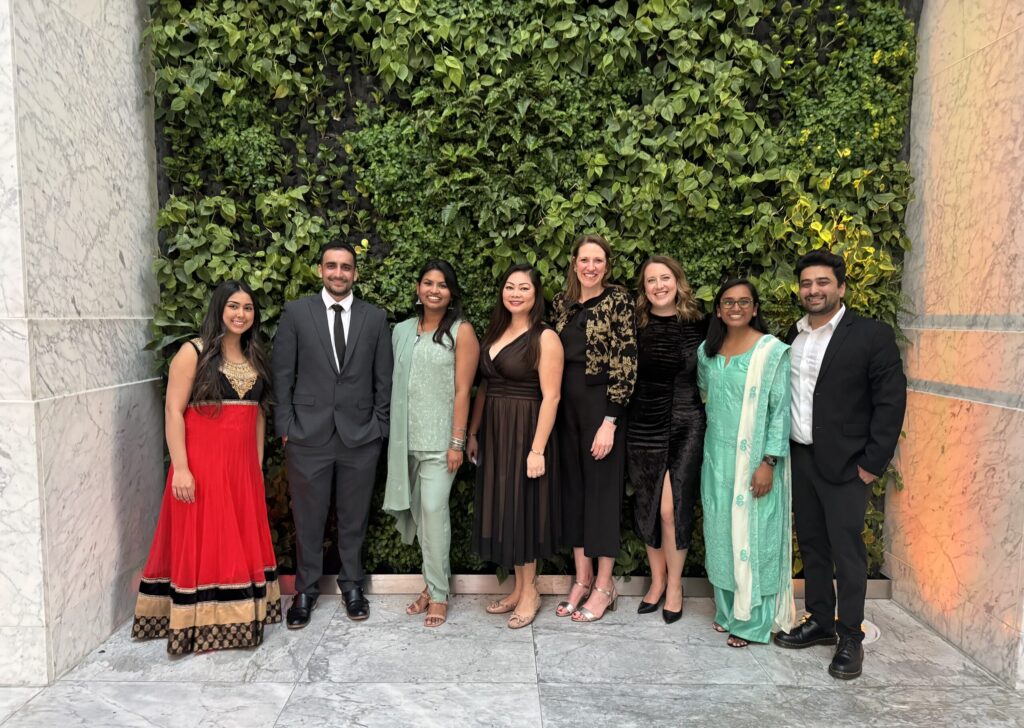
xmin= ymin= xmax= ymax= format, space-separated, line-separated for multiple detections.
xmin=132 ymin=340 xmax=281 ymax=653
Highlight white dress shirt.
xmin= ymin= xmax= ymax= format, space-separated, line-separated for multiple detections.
xmin=321 ymin=288 xmax=352 ymax=371
xmin=789 ymin=304 xmax=846 ymax=445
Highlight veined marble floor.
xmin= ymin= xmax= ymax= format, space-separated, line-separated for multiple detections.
xmin=1 ymin=596 xmax=1022 ymax=727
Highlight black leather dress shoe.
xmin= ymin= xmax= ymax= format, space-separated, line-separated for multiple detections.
xmin=828 ymin=636 xmax=864 ymax=680
xmin=637 ymin=596 xmax=662 ymax=615
xmin=773 ymin=617 xmax=838 ymax=649
xmin=662 ymin=607 xmax=682 ymax=624
xmin=286 ymin=593 xmax=318 ymax=630
xmin=342 ymin=587 xmax=370 ymax=621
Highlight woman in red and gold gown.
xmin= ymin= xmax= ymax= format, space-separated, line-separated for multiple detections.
xmin=132 ymin=280 xmax=281 ymax=654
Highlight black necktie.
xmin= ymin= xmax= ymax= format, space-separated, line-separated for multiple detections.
xmin=331 ymin=303 xmax=346 ymax=371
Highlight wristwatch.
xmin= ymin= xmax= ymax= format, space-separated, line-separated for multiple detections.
xmin=603 ymin=416 xmax=617 ymax=425
xmin=761 ymin=455 xmax=778 ymax=467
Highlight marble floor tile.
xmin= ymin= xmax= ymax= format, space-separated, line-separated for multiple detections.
xmin=533 ymin=599 xmax=771 ymax=686
xmin=277 ymin=681 xmax=541 ymax=727
xmin=533 ymin=595 xmax=733 ymax=646
xmin=0 ymin=688 xmax=41 ymax=722
xmin=2 ymin=681 xmax=293 ymax=728
xmin=539 ymin=682 xmax=788 ymax=728
xmin=855 ymin=600 xmax=999 ymax=687
xmin=773 ymin=685 xmax=1024 ymax=727
xmin=62 ymin=598 xmax=340 ymax=684
xmin=302 ymin=595 xmax=537 ymax=684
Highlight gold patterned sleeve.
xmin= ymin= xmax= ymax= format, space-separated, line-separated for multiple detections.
xmin=604 ymin=288 xmax=637 ymax=414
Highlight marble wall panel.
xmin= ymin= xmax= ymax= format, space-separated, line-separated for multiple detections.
xmin=903 ymin=28 xmax=1024 ymax=322
xmin=0 ymin=627 xmax=48 ymax=686
xmin=886 ymin=392 xmax=1024 ymax=635
xmin=916 ymin=0 xmax=1024 ymax=82
xmin=35 ymin=381 xmax=164 ymax=677
xmin=902 ymin=330 xmax=1024 ymax=408
xmin=12 ymin=0 xmax=157 ymax=319
xmin=0 ymin=402 xmax=45 ymax=632
xmin=0 ymin=319 xmax=31 ymax=401
xmin=48 ymin=0 xmax=147 ymax=55
xmin=0 ymin=1 xmax=25 ymax=320
xmin=28 ymin=318 xmax=156 ymax=400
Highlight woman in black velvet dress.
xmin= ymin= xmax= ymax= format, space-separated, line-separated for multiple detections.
xmin=627 ymin=256 xmax=707 ymax=623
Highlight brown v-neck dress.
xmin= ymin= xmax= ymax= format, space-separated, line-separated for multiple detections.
xmin=472 ymin=328 xmax=561 ymax=568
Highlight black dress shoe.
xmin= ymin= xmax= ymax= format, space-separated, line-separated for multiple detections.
xmin=828 ymin=636 xmax=864 ymax=680
xmin=773 ymin=617 xmax=838 ymax=649
xmin=662 ymin=607 xmax=682 ymax=624
xmin=637 ymin=595 xmax=662 ymax=615
xmin=286 ymin=593 xmax=318 ymax=630
xmin=342 ymin=587 xmax=370 ymax=621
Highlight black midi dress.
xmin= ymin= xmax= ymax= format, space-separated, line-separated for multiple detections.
xmin=626 ymin=314 xmax=707 ymax=549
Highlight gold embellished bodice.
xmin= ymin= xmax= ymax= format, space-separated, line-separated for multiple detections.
xmin=189 ymin=337 xmax=264 ymax=402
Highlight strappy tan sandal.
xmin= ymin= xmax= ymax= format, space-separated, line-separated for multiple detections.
xmin=406 ymin=589 xmax=430 ymax=616
xmin=555 ymin=579 xmax=592 ymax=617
xmin=425 ymin=600 xmax=448 ymax=628
xmin=571 ymin=584 xmax=618 ymax=623
xmin=507 ymin=595 xmax=541 ymax=630
xmin=486 ymin=596 xmax=518 ymax=614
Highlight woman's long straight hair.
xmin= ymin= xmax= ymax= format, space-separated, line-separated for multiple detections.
xmin=481 ymin=263 xmax=546 ymax=367
xmin=414 ymin=259 xmax=464 ymax=350
xmin=703 ymin=277 xmax=768 ymax=358
xmin=189 ymin=280 xmax=273 ymax=412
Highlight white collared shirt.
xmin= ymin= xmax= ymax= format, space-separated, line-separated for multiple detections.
xmin=321 ymin=288 xmax=352 ymax=371
xmin=789 ymin=304 xmax=846 ymax=445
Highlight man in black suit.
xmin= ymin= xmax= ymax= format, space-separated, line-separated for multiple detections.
xmin=272 ymin=241 xmax=393 ymax=627
xmin=773 ymin=249 xmax=906 ymax=680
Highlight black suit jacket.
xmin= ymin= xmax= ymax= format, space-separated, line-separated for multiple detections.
xmin=786 ymin=311 xmax=907 ymax=483
xmin=271 ymin=294 xmax=393 ymax=448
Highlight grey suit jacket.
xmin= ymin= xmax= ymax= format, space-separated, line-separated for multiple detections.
xmin=271 ymin=294 xmax=393 ymax=448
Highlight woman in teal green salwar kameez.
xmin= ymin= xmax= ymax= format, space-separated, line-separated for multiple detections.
xmin=697 ymin=278 xmax=796 ymax=647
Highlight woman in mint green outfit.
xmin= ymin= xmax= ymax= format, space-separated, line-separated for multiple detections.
xmin=384 ymin=261 xmax=479 ymax=627
xmin=697 ymin=278 xmax=796 ymax=647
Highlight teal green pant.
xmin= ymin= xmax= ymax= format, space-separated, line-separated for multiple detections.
xmin=408 ymin=451 xmax=457 ymax=601
xmin=713 ymin=586 xmax=776 ymax=643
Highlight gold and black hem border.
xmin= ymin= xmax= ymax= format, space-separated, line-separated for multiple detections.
xmin=133 ymin=568 xmax=282 ymax=654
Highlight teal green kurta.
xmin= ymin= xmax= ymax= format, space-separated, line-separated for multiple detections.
xmin=697 ymin=335 xmax=792 ymax=642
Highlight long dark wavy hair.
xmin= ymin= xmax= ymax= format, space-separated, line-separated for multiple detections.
xmin=481 ymin=264 xmax=546 ymax=367
xmin=190 ymin=280 xmax=273 ymax=412
xmin=703 ymin=277 xmax=769 ymax=358
xmin=414 ymin=259 xmax=464 ymax=350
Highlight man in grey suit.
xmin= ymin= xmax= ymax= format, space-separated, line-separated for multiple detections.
xmin=272 ymin=241 xmax=393 ymax=627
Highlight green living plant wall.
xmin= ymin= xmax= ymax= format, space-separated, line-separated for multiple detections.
xmin=146 ymin=0 xmax=915 ymax=578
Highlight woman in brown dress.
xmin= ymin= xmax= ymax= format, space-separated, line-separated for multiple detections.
xmin=468 ymin=264 xmax=563 ymax=629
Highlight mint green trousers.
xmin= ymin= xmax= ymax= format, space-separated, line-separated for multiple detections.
xmin=408 ymin=451 xmax=457 ymax=602
xmin=713 ymin=586 xmax=776 ymax=643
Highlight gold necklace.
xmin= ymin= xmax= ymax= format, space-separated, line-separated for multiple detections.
xmin=219 ymin=359 xmax=258 ymax=399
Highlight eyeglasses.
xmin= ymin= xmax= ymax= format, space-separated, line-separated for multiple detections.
xmin=720 ymin=298 xmax=753 ymax=309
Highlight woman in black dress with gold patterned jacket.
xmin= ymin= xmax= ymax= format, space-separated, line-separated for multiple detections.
xmin=627 ymin=256 xmax=707 ymax=624
xmin=552 ymin=234 xmax=637 ymax=623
